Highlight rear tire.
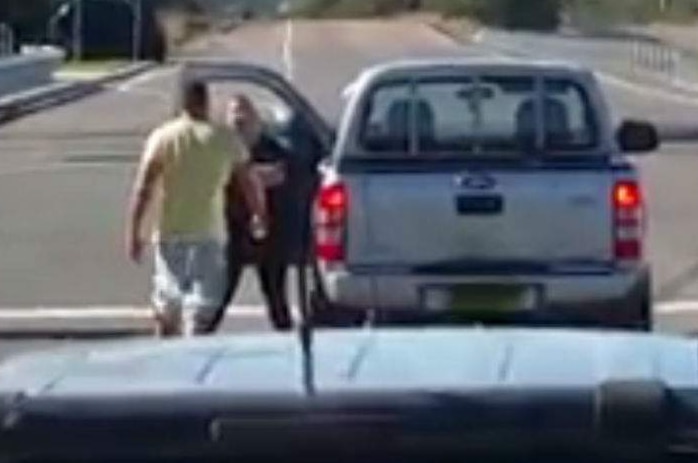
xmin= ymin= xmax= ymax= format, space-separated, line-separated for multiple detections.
xmin=619 ymin=274 xmax=653 ymax=332
xmin=628 ymin=292 xmax=652 ymax=332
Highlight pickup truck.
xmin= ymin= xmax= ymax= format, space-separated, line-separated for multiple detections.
xmin=174 ymin=58 xmax=659 ymax=331
xmin=311 ymin=59 xmax=660 ymax=330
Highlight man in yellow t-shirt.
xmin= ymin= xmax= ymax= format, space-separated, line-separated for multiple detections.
xmin=125 ymin=81 xmax=267 ymax=337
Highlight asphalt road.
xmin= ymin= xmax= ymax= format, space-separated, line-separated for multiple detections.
xmin=0 ymin=19 xmax=486 ymax=310
xmin=2 ymin=19 xmax=698 ymax=359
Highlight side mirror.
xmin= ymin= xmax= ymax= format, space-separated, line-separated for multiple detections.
xmin=617 ymin=120 xmax=659 ymax=153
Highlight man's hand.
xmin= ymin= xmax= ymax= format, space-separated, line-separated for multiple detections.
xmin=249 ymin=213 xmax=269 ymax=242
xmin=127 ymin=231 xmax=144 ymax=264
xmin=236 ymin=164 xmax=268 ymax=236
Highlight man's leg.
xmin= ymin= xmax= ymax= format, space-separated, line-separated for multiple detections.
xmin=153 ymin=308 xmax=181 ymax=337
xmin=196 ymin=238 xmax=246 ymax=335
xmin=152 ymin=241 xmax=187 ymax=338
xmin=187 ymin=240 xmax=232 ymax=336
xmin=257 ymin=257 xmax=292 ymax=331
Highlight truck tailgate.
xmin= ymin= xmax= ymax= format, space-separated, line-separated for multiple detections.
xmin=355 ymin=169 xmax=615 ymax=269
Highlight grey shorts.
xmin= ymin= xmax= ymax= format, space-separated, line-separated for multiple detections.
xmin=152 ymin=240 xmax=227 ymax=330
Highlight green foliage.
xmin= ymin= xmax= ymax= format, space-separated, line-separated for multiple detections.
xmin=296 ymin=0 xmax=418 ymax=17
xmin=0 ymin=0 xmax=52 ymax=44
xmin=565 ymin=0 xmax=698 ymax=27
xmin=297 ymin=0 xmax=562 ymax=30
xmin=296 ymin=0 xmax=698 ymax=28
xmin=0 ymin=0 xmax=51 ymax=23
xmin=420 ymin=0 xmax=476 ymax=17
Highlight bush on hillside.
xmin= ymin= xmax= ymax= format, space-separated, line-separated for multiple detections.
xmin=474 ymin=0 xmax=561 ymax=30
xmin=297 ymin=0 xmax=562 ymax=30
xmin=566 ymin=0 xmax=698 ymax=28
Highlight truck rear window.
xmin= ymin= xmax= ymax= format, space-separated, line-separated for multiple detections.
xmin=359 ymin=76 xmax=598 ymax=155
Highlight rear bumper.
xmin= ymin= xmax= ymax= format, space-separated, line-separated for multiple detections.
xmin=315 ymin=266 xmax=651 ymax=328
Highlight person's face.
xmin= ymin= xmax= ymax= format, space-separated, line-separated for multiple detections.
xmin=227 ymin=98 xmax=262 ymax=143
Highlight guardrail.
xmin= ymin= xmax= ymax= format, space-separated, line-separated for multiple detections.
xmin=0 ymin=61 xmax=154 ymax=125
xmin=630 ymin=39 xmax=698 ymax=93
xmin=0 ymin=48 xmax=65 ymax=98
xmin=631 ymin=40 xmax=681 ymax=82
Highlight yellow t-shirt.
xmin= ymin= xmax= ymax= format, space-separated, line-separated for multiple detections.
xmin=140 ymin=113 xmax=249 ymax=242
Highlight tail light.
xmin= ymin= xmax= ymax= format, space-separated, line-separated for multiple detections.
xmin=613 ymin=180 xmax=644 ymax=262
xmin=314 ymin=182 xmax=348 ymax=263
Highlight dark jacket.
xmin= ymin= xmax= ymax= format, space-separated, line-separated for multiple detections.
xmin=226 ymin=118 xmax=326 ymax=265
xmin=225 ymin=133 xmax=291 ymax=263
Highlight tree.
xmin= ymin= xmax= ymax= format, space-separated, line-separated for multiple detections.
xmin=0 ymin=0 xmax=52 ymax=23
xmin=0 ymin=0 xmax=52 ymax=44
xmin=474 ymin=0 xmax=562 ymax=30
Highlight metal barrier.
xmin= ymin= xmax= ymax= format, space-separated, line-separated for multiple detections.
xmin=0 ymin=49 xmax=65 ymax=98
xmin=0 ymin=22 xmax=14 ymax=56
xmin=631 ymin=40 xmax=681 ymax=84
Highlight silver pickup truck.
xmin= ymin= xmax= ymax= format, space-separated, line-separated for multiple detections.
xmin=310 ymin=59 xmax=660 ymax=330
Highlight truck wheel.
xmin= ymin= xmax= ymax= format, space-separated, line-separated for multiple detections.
xmin=622 ymin=275 xmax=653 ymax=332
xmin=635 ymin=295 xmax=653 ymax=332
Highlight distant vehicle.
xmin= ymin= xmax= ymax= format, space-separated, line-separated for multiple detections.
xmin=311 ymin=59 xmax=659 ymax=331
xmin=0 ymin=327 xmax=692 ymax=461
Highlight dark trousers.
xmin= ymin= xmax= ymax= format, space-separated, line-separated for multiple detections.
xmin=203 ymin=239 xmax=292 ymax=333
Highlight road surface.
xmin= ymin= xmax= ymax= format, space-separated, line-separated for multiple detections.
xmin=2 ymin=19 xmax=698 ymax=359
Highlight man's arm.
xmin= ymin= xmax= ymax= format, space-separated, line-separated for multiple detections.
xmin=227 ymin=130 xmax=269 ymax=239
xmin=126 ymin=133 xmax=166 ymax=263
xmin=235 ymin=164 xmax=268 ymax=238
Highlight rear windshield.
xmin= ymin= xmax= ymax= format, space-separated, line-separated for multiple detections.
xmin=358 ymin=76 xmax=598 ymax=155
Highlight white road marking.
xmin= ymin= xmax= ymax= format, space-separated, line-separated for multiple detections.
xmin=111 ymin=84 xmax=170 ymax=100
xmin=0 ymin=163 xmax=111 ymax=177
xmin=0 ymin=301 xmax=694 ymax=321
xmin=654 ymin=301 xmax=698 ymax=314
xmin=0 ymin=305 xmax=271 ymax=320
xmin=117 ymin=67 xmax=175 ymax=92
xmin=0 ymin=158 xmax=135 ymax=177
xmin=283 ymin=18 xmax=295 ymax=81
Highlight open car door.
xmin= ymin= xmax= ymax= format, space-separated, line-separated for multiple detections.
xmin=177 ymin=60 xmax=333 ymax=265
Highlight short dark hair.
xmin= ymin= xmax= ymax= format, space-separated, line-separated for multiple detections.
xmin=183 ymin=81 xmax=208 ymax=108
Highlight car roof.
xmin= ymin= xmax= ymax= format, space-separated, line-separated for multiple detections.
xmin=0 ymin=328 xmax=695 ymax=397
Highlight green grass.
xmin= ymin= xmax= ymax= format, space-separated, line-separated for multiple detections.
xmin=59 ymin=60 xmax=131 ymax=73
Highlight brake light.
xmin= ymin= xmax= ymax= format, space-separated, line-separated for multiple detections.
xmin=614 ymin=182 xmax=641 ymax=209
xmin=613 ymin=180 xmax=643 ymax=262
xmin=314 ymin=182 xmax=348 ymax=263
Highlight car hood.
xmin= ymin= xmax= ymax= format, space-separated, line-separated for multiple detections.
xmin=0 ymin=328 xmax=696 ymax=396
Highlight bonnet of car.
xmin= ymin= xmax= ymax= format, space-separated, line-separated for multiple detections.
xmin=1 ymin=328 xmax=698 ymax=462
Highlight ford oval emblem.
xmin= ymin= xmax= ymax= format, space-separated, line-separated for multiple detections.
xmin=456 ymin=172 xmax=497 ymax=190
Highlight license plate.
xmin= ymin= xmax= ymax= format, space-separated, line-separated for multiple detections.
xmin=423 ymin=284 xmax=537 ymax=313
xmin=454 ymin=284 xmax=539 ymax=312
